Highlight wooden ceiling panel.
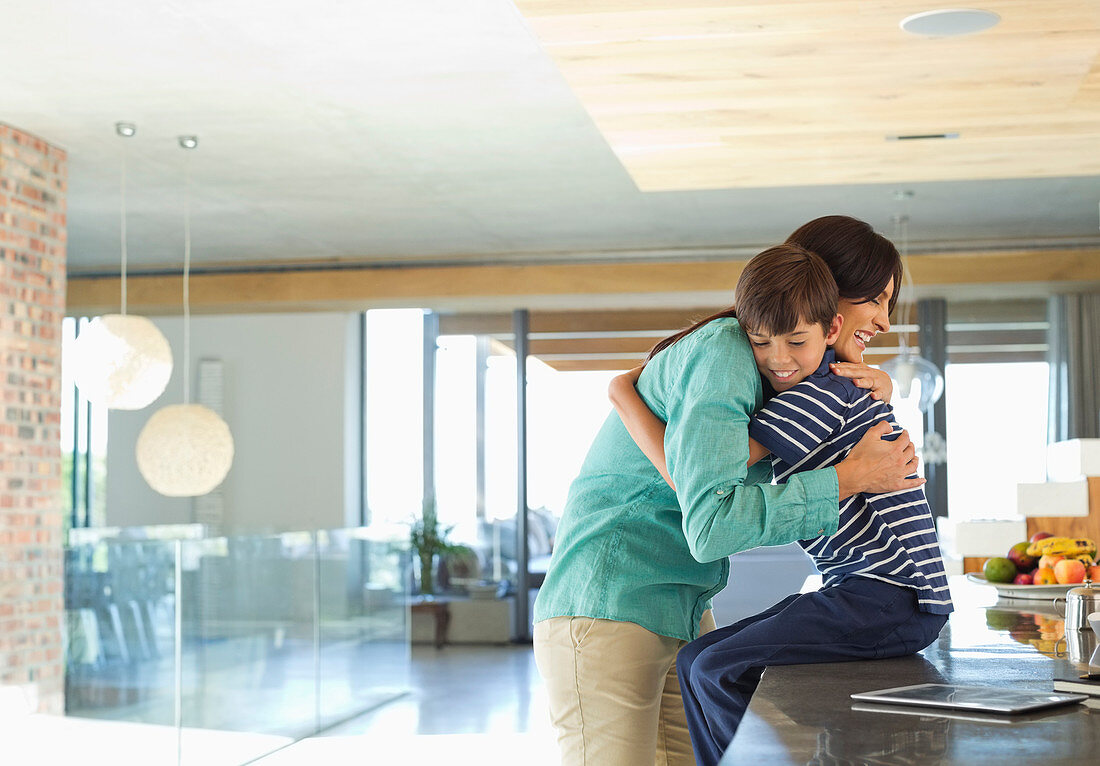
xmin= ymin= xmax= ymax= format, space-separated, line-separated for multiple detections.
xmin=516 ymin=0 xmax=1100 ymax=190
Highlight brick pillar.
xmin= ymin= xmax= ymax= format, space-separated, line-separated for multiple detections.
xmin=0 ymin=124 xmax=67 ymax=714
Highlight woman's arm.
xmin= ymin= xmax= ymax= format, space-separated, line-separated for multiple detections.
xmin=834 ymin=421 xmax=922 ymax=499
xmin=609 ymin=367 xmax=773 ymax=492
xmin=828 ymin=362 xmax=893 ymax=402
xmin=661 ymin=324 xmax=917 ymax=563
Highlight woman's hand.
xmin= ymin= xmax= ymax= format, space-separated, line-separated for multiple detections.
xmin=829 ymin=362 xmax=893 ymax=402
xmin=834 ymin=421 xmax=923 ymax=499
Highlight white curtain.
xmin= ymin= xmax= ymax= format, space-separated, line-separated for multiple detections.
xmin=1047 ymin=293 xmax=1100 ymax=443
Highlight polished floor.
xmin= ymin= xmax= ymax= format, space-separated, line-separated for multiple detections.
xmin=7 ymin=644 xmax=558 ymax=766
xmin=258 ymin=643 xmax=558 ymax=765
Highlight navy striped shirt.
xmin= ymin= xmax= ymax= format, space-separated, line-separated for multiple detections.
xmin=747 ymin=350 xmax=953 ymax=615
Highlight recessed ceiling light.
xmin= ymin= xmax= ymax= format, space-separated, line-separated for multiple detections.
xmin=900 ymin=9 xmax=1000 ymax=37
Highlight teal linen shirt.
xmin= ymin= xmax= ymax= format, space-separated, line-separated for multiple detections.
xmin=533 ymin=317 xmax=841 ymax=642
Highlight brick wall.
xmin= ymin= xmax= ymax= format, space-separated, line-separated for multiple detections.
xmin=0 ymin=123 xmax=67 ymax=714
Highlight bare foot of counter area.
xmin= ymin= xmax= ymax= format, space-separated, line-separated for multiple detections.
xmin=720 ymin=575 xmax=1100 ymax=765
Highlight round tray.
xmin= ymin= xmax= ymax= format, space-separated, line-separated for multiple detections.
xmin=965 ymin=572 xmax=1075 ymax=600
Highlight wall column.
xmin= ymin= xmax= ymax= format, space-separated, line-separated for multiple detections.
xmin=0 ymin=124 xmax=68 ymax=714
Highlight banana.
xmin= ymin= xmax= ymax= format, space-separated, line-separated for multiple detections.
xmin=1025 ymin=537 xmax=1097 ymax=558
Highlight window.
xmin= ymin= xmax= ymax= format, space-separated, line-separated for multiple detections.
xmin=365 ymin=309 xmax=425 ymax=526
xmin=526 ymin=360 xmax=617 ymax=517
xmin=433 ymin=334 xmax=477 ymax=527
xmin=945 ymin=362 xmax=1049 ymax=521
xmin=61 ymin=317 xmax=108 ymax=529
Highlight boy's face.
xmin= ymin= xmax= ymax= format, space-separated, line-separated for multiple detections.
xmin=746 ymin=316 xmax=842 ymax=393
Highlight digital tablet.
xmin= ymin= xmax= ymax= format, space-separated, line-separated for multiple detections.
xmin=850 ymin=683 xmax=1086 ymax=714
xmin=850 ymin=702 xmax=1079 ymax=725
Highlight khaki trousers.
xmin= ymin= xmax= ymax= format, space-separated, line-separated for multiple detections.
xmin=533 ymin=611 xmax=716 ymax=766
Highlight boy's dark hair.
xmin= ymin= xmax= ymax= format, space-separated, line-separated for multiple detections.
xmin=734 ymin=245 xmax=839 ymax=335
xmin=647 ymin=245 xmax=838 ymax=361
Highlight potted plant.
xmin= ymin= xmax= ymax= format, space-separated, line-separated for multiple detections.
xmin=409 ymin=499 xmax=468 ymax=596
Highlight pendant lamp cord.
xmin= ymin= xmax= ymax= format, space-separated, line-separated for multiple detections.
xmin=182 ymin=150 xmax=192 ymax=405
xmin=892 ymin=211 xmax=914 ymax=353
xmin=120 ymin=144 xmax=128 ymax=316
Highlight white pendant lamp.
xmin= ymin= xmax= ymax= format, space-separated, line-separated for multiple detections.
xmin=879 ymin=208 xmax=945 ymax=414
xmin=879 ymin=342 xmax=945 ymax=412
xmin=71 ymin=122 xmax=173 ymax=410
xmin=136 ymin=403 xmax=234 ymax=496
xmin=137 ymin=136 xmax=234 ymax=497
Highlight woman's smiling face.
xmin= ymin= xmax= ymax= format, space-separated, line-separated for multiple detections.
xmin=832 ymin=278 xmax=894 ymax=363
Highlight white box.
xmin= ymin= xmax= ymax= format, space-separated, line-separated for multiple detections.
xmin=1047 ymin=439 xmax=1100 ymax=481
xmin=411 ymin=597 xmax=514 ymax=645
xmin=947 ymin=519 xmax=1028 ymax=557
xmin=1016 ymin=480 xmax=1089 ymax=517
xmin=448 ymin=597 xmax=514 ymax=644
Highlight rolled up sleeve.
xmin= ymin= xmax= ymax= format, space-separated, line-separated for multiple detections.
xmin=660 ymin=323 xmax=840 ymax=562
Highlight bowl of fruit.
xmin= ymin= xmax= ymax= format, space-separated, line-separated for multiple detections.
xmin=966 ymin=532 xmax=1098 ymax=599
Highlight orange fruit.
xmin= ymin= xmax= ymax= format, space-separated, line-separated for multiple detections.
xmin=1087 ymin=565 xmax=1100 ymax=582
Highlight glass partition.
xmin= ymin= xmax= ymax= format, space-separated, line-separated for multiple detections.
xmin=316 ymin=528 xmax=410 ymax=731
xmin=64 ymin=526 xmax=410 ymax=765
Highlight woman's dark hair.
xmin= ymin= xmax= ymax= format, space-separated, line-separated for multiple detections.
xmin=786 ymin=215 xmax=902 ymax=316
xmin=733 ymin=245 xmax=838 ymax=336
xmin=646 ymin=245 xmax=838 ymax=361
xmin=645 ymin=215 xmax=901 ymax=362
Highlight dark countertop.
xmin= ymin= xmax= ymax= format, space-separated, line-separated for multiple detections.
xmin=721 ymin=575 xmax=1100 ymax=765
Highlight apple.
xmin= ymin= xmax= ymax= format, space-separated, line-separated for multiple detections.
xmin=1007 ymin=542 xmax=1037 ymax=572
xmin=1013 ymin=572 xmax=1033 ymax=585
xmin=1054 ymin=558 xmax=1086 ymax=585
xmin=1030 ymin=531 xmax=1054 ymax=543
xmin=1039 ymin=554 xmax=1065 ymax=570
xmin=1087 ymin=565 xmax=1100 ymax=582
xmin=1033 ymin=567 xmax=1058 ymax=585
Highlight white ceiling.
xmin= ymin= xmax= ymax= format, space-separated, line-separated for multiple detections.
xmin=3 ymin=0 xmax=1099 ymax=276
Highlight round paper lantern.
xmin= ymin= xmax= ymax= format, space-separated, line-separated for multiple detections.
xmin=136 ymin=403 xmax=234 ymax=497
xmin=880 ymin=351 xmax=945 ymax=413
xmin=71 ymin=315 xmax=173 ymax=410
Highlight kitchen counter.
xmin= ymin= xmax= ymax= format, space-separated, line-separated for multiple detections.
xmin=720 ymin=575 xmax=1100 ymax=765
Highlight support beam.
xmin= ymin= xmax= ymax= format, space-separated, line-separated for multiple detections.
xmin=423 ymin=311 xmax=438 ymax=509
xmin=513 ymin=309 xmax=531 ymax=643
xmin=357 ymin=312 xmax=368 ymax=526
xmin=919 ymin=298 xmax=949 ymax=521
xmin=67 ymin=248 xmax=1100 ymax=317
xmin=475 ymin=335 xmax=489 ymax=520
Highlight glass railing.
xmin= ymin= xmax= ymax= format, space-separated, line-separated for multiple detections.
xmin=63 ymin=526 xmax=410 ymax=765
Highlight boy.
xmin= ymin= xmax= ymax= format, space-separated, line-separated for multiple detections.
xmin=609 ymin=246 xmax=952 ymax=766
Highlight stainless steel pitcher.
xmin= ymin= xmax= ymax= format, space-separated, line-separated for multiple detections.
xmin=1054 ymin=579 xmax=1100 ymax=632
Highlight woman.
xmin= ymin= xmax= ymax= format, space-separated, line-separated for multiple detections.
xmin=532 ymin=216 xmax=917 ymax=766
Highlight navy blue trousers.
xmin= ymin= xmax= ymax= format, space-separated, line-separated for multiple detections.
xmin=677 ymin=578 xmax=948 ymax=766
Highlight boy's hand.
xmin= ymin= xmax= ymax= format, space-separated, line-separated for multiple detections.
xmin=834 ymin=421 xmax=923 ymax=499
xmin=829 ymin=362 xmax=893 ymax=402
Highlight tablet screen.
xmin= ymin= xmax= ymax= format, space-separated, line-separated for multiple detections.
xmin=850 ymin=683 xmax=1086 ymax=714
